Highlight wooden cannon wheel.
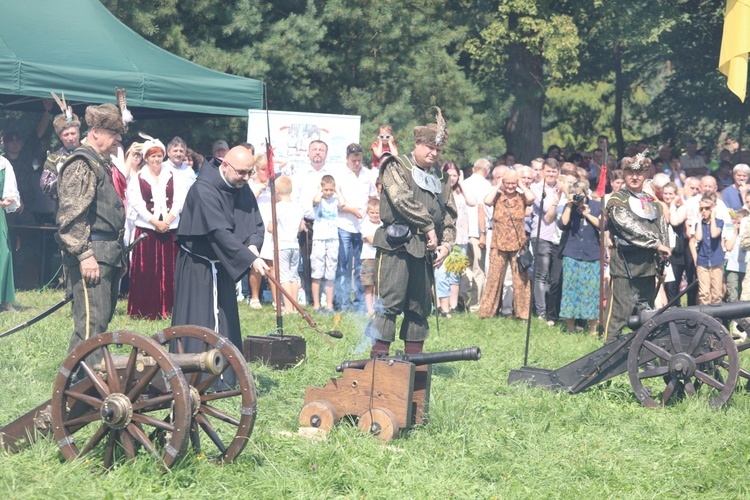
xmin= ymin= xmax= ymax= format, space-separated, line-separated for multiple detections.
xmin=728 ymin=341 xmax=750 ymax=391
xmin=50 ymin=331 xmax=191 ymax=469
xmin=299 ymin=400 xmax=340 ymax=432
xmin=357 ymin=407 xmax=399 ymax=442
xmin=627 ymin=309 xmax=740 ymax=409
xmin=154 ymin=326 xmax=257 ymax=464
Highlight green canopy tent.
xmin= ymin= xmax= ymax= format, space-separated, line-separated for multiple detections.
xmin=0 ymin=0 xmax=263 ymax=118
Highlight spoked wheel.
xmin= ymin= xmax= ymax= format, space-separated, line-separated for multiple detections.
xmin=154 ymin=326 xmax=257 ymax=463
xmin=627 ymin=310 xmax=739 ymax=409
xmin=50 ymin=331 xmax=191 ymax=469
xmin=358 ymin=407 xmax=399 ymax=442
xmin=733 ymin=341 xmax=750 ymax=391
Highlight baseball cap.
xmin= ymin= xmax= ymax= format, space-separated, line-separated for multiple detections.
xmin=212 ymin=139 xmax=229 ymax=153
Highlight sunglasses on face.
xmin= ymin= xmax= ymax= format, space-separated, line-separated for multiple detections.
xmin=379 ymin=134 xmax=391 ymax=139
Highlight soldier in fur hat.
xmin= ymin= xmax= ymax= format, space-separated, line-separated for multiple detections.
xmin=56 ymin=90 xmax=132 ymax=365
xmin=364 ymin=107 xmax=457 ymax=358
xmin=604 ymin=152 xmax=671 ymax=343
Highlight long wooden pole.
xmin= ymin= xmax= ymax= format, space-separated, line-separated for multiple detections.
xmin=523 ymin=186 xmax=545 ymax=366
xmin=264 ymin=83 xmax=284 ymax=333
xmin=598 ymin=140 xmax=609 ymax=337
xmin=738 ymin=101 xmax=746 ymax=155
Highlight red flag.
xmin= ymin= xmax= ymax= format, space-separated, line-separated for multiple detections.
xmin=265 ymin=140 xmax=275 ymax=181
xmin=596 ymin=164 xmax=608 ymax=198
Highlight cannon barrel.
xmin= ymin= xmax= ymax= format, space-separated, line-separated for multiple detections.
xmin=628 ymin=301 xmax=750 ymax=331
xmin=101 ymin=349 xmax=225 ymax=375
xmin=336 ymin=346 xmax=481 ymax=372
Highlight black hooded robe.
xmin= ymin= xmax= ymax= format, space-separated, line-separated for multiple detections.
xmin=171 ymin=158 xmax=264 ymax=386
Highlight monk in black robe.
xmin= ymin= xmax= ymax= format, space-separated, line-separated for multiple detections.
xmin=172 ymin=146 xmax=268 ymax=387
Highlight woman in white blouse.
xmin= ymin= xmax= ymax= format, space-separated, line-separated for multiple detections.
xmin=125 ymin=138 xmax=188 ymax=319
xmin=0 ymin=156 xmax=20 ymax=311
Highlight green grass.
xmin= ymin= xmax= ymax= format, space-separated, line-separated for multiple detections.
xmin=2 ymin=290 xmax=750 ymax=498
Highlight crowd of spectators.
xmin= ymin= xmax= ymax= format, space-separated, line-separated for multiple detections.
xmin=2 ymin=107 xmax=750 ymax=339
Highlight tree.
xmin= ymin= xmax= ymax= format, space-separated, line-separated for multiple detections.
xmin=465 ymin=0 xmax=581 ymax=163
xmin=101 ymin=0 xmax=330 ymax=151
xmin=97 ymin=0 xmax=739 ymax=164
xmin=653 ymin=0 xmax=742 ymax=154
xmin=318 ymin=0 xmax=494 ymax=163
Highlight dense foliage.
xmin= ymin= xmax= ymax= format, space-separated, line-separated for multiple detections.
xmin=83 ymin=1 xmax=749 ymax=163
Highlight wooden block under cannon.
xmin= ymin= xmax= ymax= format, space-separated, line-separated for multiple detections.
xmin=243 ymin=334 xmax=306 ymax=369
xmin=303 ymin=359 xmax=420 ymax=430
xmin=299 ymin=347 xmax=480 ymax=441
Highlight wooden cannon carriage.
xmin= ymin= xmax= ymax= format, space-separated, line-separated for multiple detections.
xmin=509 ymin=302 xmax=750 ymax=408
xmin=299 ymin=347 xmax=481 ymax=441
xmin=0 ymin=325 xmax=257 ymax=469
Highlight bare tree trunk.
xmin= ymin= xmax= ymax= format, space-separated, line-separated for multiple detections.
xmin=613 ymin=43 xmax=625 ymax=159
xmin=503 ymin=12 xmax=544 ymax=164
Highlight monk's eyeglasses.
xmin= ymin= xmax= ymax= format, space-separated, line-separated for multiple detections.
xmin=224 ymin=159 xmax=255 ymax=177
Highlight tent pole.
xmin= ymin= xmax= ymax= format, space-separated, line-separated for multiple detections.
xmin=264 ymin=83 xmax=283 ymax=332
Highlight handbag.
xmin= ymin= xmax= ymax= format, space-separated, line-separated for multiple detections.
xmin=385 ymin=223 xmax=412 ymax=246
xmin=503 ymin=198 xmax=533 ymax=271
xmin=516 ymin=247 xmax=534 ymax=271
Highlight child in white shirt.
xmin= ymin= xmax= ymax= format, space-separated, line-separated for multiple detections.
xmin=311 ymin=175 xmax=346 ymax=311
xmin=266 ymin=176 xmax=304 ymax=313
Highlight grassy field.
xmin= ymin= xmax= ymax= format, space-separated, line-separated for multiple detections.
xmin=1 ymin=289 xmax=750 ymax=499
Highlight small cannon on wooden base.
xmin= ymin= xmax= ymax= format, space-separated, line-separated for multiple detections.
xmin=509 ymin=301 xmax=750 ymax=408
xmin=0 ymin=326 xmax=257 ymax=469
xmin=299 ymin=347 xmax=481 ymax=441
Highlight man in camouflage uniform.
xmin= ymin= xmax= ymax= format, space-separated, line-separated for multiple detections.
xmin=604 ymin=153 xmax=671 ymax=343
xmin=365 ymin=107 xmax=457 ymax=357
xmin=56 ymin=100 xmax=130 ymax=361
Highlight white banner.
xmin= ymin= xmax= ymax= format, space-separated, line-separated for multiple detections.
xmin=247 ymin=109 xmax=361 ymax=177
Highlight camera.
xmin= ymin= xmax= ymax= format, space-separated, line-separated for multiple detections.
xmin=572 ymin=193 xmax=586 ymax=204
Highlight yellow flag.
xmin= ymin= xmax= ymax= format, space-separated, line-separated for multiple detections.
xmin=719 ymin=0 xmax=750 ymax=102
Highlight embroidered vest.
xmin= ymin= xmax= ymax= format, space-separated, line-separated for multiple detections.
xmin=139 ymin=173 xmax=174 ymax=220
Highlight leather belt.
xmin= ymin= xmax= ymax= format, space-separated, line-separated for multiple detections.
xmin=89 ymin=231 xmax=120 ymax=241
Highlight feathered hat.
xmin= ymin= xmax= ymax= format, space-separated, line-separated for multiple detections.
xmin=50 ymin=92 xmax=81 ymax=136
xmin=138 ymin=132 xmax=165 ymax=157
xmin=413 ymin=106 xmax=449 ymax=148
xmin=84 ymin=88 xmax=133 ymax=134
xmin=622 ymin=149 xmax=651 ymax=172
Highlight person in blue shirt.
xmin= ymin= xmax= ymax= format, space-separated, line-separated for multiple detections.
xmin=558 ymin=181 xmax=601 ymax=334
xmin=691 ymin=193 xmax=725 ymax=304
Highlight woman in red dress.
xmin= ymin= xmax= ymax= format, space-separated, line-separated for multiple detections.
xmin=126 ymin=138 xmax=189 ymax=319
